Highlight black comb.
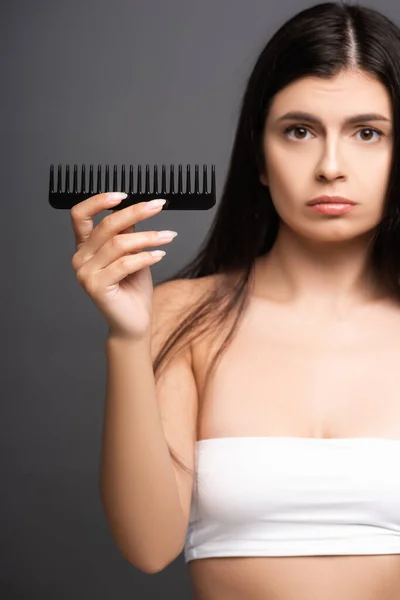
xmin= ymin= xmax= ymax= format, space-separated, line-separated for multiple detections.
xmin=48 ymin=164 xmax=216 ymax=211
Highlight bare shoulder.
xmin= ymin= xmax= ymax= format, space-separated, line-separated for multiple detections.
xmin=152 ymin=276 xmax=208 ymax=313
xmin=152 ymin=274 xmax=217 ymax=306
xmin=151 ymin=275 xmax=218 ymax=362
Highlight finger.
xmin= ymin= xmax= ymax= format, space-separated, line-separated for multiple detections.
xmin=79 ymin=228 xmax=174 ymax=276
xmin=78 ymin=199 xmax=165 ymax=263
xmin=93 ymin=247 xmax=166 ymax=290
xmin=119 ymin=224 xmax=136 ymax=235
xmin=70 ymin=192 xmax=127 ymax=250
xmin=110 ymin=207 xmax=135 ymax=235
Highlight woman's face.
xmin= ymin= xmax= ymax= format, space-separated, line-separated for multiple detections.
xmin=260 ymin=69 xmax=394 ymax=243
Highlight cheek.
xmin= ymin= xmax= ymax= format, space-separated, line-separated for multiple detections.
xmin=357 ymin=151 xmax=392 ymax=206
xmin=267 ymin=155 xmax=307 ymax=195
xmin=263 ymin=138 xmax=308 ymax=185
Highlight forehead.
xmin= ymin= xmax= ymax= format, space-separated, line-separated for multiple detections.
xmin=267 ymin=70 xmax=392 ymax=122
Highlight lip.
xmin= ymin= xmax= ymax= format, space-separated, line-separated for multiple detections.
xmin=308 ymin=203 xmax=356 ymax=215
xmin=307 ymin=195 xmax=357 ymax=206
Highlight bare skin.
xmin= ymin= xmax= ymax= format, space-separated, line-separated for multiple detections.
xmin=185 ymin=69 xmax=400 ymax=599
xmin=187 ymin=268 xmax=400 ymax=600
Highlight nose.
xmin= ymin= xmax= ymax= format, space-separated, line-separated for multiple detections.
xmin=315 ymin=139 xmax=347 ymax=182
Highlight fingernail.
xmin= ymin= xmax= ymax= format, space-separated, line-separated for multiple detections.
xmin=146 ymin=199 xmax=167 ymax=210
xmin=109 ymin=192 xmax=128 ymax=201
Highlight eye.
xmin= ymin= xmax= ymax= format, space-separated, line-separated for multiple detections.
xmin=283 ymin=125 xmax=384 ymax=143
xmin=355 ymin=127 xmax=384 ymax=142
xmin=283 ymin=126 xmax=312 ymax=141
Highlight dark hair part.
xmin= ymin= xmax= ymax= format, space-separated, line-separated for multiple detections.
xmin=153 ymin=0 xmax=400 ymax=479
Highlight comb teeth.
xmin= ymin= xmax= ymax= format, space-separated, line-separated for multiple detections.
xmin=48 ymin=164 xmax=216 ymax=210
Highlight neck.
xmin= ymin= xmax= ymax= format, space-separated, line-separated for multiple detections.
xmin=252 ymin=224 xmax=385 ymax=317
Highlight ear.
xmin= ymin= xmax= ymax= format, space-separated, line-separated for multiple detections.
xmin=259 ymin=171 xmax=268 ymax=187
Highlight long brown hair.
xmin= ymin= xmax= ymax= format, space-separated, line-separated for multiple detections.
xmin=153 ymin=1 xmax=400 ymax=478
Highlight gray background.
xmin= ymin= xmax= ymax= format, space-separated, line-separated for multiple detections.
xmin=2 ymin=0 xmax=396 ymax=598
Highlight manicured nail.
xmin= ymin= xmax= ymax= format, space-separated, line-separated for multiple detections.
xmin=146 ymin=199 xmax=167 ymax=211
xmin=109 ymin=192 xmax=128 ymax=202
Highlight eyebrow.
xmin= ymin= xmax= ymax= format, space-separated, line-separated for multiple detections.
xmin=275 ymin=111 xmax=391 ymax=125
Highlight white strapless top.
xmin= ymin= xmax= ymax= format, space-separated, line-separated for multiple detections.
xmin=183 ymin=436 xmax=400 ymax=563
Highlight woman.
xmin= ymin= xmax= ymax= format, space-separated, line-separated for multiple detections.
xmin=71 ymin=1 xmax=400 ymax=598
